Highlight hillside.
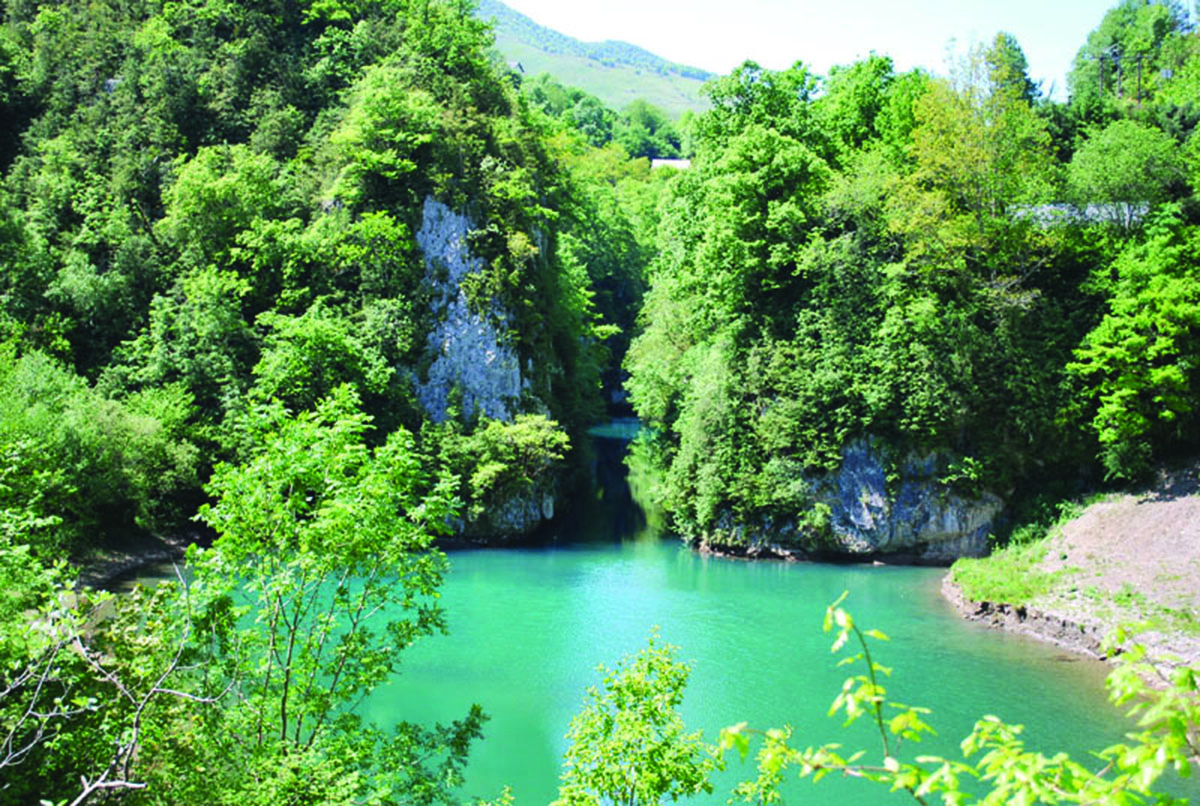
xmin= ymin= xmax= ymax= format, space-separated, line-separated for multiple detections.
xmin=475 ymin=0 xmax=712 ymax=116
xmin=618 ymin=3 xmax=1200 ymax=563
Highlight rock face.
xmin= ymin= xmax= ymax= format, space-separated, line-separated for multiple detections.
xmin=414 ymin=197 xmax=524 ymax=423
xmin=700 ymin=437 xmax=1002 ymax=563
xmin=811 ymin=438 xmax=1001 ymax=560
xmin=473 ymin=492 xmax=556 ymax=539
xmin=412 ymin=197 xmax=556 ymax=541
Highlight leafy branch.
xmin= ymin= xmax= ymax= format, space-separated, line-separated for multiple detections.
xmin=719 ymin=593 xmax=1200 ymax=805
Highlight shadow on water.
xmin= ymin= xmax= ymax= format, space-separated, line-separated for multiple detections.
xmin=528 ymin=417 xmax=659 ymax=547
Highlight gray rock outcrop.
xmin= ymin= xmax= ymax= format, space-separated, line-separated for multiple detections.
xmin=465 ymin=492 xmax=556 ymax=539
xmin=414 ymin=197 xmax=524 ymax=423
xmin=812 ymin=438 xmax=1001 ymax=560
xmin=412 ymin=197 xmax=558 ymax=541
xmin=700 ymin=437 xmax=1002 ymax=563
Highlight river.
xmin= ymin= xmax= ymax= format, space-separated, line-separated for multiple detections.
xmin=123 ymin=424 xmax=1191 ymax=804
xmin=355 ymin=425 xmax=1183 ymax=805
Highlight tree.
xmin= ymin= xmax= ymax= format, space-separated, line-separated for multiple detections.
xmin=104 ymin=266 xmax=255 ymax=423
xmin=565 ymin=96 xmax=616 ymax=148
xmin=986 ymin=31 xmax=1039 ymax=103
xmin=898 ymin=46 xmax=1055 ymax=256
xmin=815 ymin=54 xmax=895 ymax=158
xmin=0 ymin=545 xmax=209 ymax=806
xmin=1068 ymin=119 xmax=1186 ymax=231
xmin=1068 ymin=213 xmax=1200 ymax=479
xmin=159 ymin=145 xmax=290 ymax=269
xmin=615 ymin=100 xmax=680 ymax=159
xmin=553 ymin=630 xmax=716 ymax=806
xmin=149 ymin=385 xmax=485 ymax=805
xmin=249 ymin=301 xmax=394 ymax=413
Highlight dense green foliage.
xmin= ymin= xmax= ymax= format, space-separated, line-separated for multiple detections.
xmin=625 ymin=10 xmax=1200 ymax=546
xmin=1 ymin=389 xmax=490 ymax=805
xmin=0 ymin=345 xmax=199 ymax=555
xmin=0 ymin=0 xmax=662 ymax=558
xmin=4 ymin=0 xmax=1200 ymax=800
xmin=553 ymin=630 xmax=715 ymax=806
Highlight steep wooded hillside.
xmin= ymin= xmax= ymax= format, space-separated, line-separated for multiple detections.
xmin=0 ymin=0 xmax=656 ymax=558
xmin=625 ymin=13 xmax=1200 ymax=558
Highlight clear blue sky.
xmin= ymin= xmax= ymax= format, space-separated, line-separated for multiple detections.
xmin=497 ymin=0 xmax=1144 ymax=99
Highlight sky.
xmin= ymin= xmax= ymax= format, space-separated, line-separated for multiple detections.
xmin=497 ymin=0 xmax=1134 ymax=100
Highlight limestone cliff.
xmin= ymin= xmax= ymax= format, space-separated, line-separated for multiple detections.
xmin=413 ymin=197 xmax=556 ymax=540
xmin=699 ymin=437 xmax=1002 ymax=563
xmin=414 ymin=197 xmax=525 ymax=424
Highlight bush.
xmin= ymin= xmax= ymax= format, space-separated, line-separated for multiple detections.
xmin=0 ymin=345 xmax=199 ymax=557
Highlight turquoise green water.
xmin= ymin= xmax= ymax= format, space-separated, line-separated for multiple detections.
xmin=125 ymin=430 xmax=1191 ymax=804
xmin=367 ymin=540 xmax=1147 ymax=804
xmin=360 ymin=434 xmax=1180 ymax=805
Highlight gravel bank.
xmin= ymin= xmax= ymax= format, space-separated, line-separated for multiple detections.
xmin=943 ymin=463 xmax=1200 ymax=676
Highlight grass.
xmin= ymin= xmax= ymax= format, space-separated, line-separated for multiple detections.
xmin=1077 ymin=583 xmax=1200 ymax=638
xmin=494 ymin=37 xmax=709 ymax=118
xmin=951 ymin=540 xmax=1069 ymax=606
xmin=950 ymin=492 xmax=1115 ymax=606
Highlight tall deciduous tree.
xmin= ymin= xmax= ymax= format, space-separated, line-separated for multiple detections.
xmin=1067 ymin=119 xmax=1186 ymax=230
xmin=897 ymin=43 xmax=1055 ymax=259
xmin=1069 ymin=212 xmax=1200 ymax=479
xmin=151 ymin=385 xmax=486 ymax=805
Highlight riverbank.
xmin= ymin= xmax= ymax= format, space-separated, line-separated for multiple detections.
xmin=74 ymin=531 xmax=201 ymax=590
xmin=942 ymin=462 xmax=1200 ymax=674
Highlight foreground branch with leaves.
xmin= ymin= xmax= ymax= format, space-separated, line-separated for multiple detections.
xmin=719 ymin=593 xmax=1200 ymax=804
xmin=1 ymin=387 xmax=489 ymax=806
xmin=140 ymin=385 xmax=487 ymax=806
xmin=553 ymin=629 xmax=716 ymax=806
xmin=554 ymin=592 xmax=1199 ymax=806
xmin=0 ymin=549 xmax=212 ymax=806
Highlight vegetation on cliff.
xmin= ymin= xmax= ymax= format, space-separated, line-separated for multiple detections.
xmin=624 ymin=5 xmax=1200 ymax=549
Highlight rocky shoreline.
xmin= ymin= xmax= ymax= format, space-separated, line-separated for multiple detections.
xmin=75 ymin=532 xmax=197 ymax=590
xmin=940 ymin=574 xmax=1111 ymax=659
xmin=696 ymin=538 xmax=968 ymax=566
xmin=940 ymin=464 xmax=1200 ymax=681
xmin=941 ymin=573 xmax=1200 ymax=687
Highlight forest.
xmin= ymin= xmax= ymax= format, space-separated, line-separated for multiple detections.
xmin=0 ymin=0 xmax=1198 ymax=802
xmin=625 ymin=14 xmax=1200 ymax=551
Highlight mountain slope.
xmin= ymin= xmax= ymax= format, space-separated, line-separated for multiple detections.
xmin=475 ymin=0 xmax=712 ymax=117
